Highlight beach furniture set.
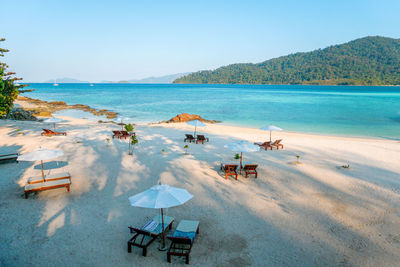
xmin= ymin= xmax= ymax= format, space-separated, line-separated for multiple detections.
xmin=24 ymin=173 xmax=71 ymax=199
xmin=128 ymin=215 xmax=200 ymax=264
xmin=220 ymin=163 xmax=258 ymax=180
xmin=112 ymin=130 xmax=136 ymax=139
xmin=41 ymin=128 xmax=67 ymax=136
xmin=255 ymin=139 xmax=284 ymax=150
xmin=184 ymin=134 xmax=209 ymax=144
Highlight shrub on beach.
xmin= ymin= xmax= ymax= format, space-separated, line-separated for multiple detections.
xmin=125 ymin=123 xmax=134 ymax=132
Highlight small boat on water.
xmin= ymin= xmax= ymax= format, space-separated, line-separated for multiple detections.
xmin=90 ymin=83 xmax=94 ymax=86
xmin=53 ymin=79 xmax=59 ymax=86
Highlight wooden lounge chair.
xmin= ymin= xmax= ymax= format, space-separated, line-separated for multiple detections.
xmin=27 ymin=172 xmax=71 ymax=184
xmin=271 ymin=139 xmax=284 ymax=150
xmin=243 ymin=164 xmax=258 ymax=178
xmin=120 ymin=130 xmax=135 ymax=139
xmin=0 ymin=153 xmax=19 ymax=163
xmin=112 ymin=130 xmax=122 ymax=139
xmin=167 ymin=220 xmax=200 ymax=264
xmin=220 ymin=164 xmax=238 ymax=180
xmin=184 ymin=134 xmax=195 ymax=143
xmin=42 ymin=129 xmax=67 ymax=136
xmin=128 ymin=215 xmax=174 ymax=256
xmin=24 ymin=178 xmax=71 ymax=199
xmin=255 ymin=141 xmax=272 ymax=150
xmin=195 ymin=135 xmax=209 ymax=144
xmin=41 ymin=129 xmax=51 ymax=136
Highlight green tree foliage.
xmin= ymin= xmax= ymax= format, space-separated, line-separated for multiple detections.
xmin=174 ymin=36 xmax=400 ymax=86
xmin=0 ymin=38 xmax=26 ymax=116
xmin=124 ymin=123 xmax=134 ymax=132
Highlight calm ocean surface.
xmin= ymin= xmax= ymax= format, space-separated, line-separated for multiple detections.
xmin=24 ymin=83 xmax=400 ymax=139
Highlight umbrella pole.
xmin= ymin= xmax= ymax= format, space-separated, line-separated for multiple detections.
xmin=41 ymin=160 xmax=45 ymax=182
xmin=194 ymin=125 xmax=197 ymax=138
xmin=270 ymin=130 xmax=272 ymax=142
xmin=240 ymin=152 xmax=243 ymax=174
xmin=54 ymin=122 xmax=56 ymax=131
xmin=159 ymin=208 xmax=167 ymax=250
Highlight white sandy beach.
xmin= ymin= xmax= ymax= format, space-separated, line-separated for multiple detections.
xmin=1 ymin=114 xmax=400 ymax=266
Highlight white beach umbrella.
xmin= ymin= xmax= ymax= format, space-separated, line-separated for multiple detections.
xmin=44 ymin=117 xmax=63 ymax=131
xmin=224 ymin=141 xmax=260 ymax=173
xmin=118 ymin=116 xmax=131 ymax=130
xmin=129 ymin=184 xmax=193 ymax=249
xmin=186 ymin=120 xmax=206 ymax=137
xmin=260 ymin=125 xmax=283 ymax=142
xmin=17 ymin=148 xmax=64 ymax=182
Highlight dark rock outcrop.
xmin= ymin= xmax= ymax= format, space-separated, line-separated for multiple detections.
xmin=3 ymin=108 xmax=39 ymax=121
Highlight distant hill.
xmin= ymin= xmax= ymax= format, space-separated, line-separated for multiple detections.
xmin=44 ymin=77 xmax=89 ymax=83
xmin=174 ymin=36 xmax=400 ymax=85
xmin=102 ymin=73 xmax=190 ymax=84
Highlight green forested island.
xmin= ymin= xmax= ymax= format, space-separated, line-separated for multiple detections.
xmin=174 ymin=36 xmax=400 ymax=85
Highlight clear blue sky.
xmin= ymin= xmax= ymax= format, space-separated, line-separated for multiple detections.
xmin=2 ymin=0 xmax=400 ymax=82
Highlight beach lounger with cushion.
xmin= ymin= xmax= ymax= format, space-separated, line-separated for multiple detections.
xmin=27 ymin=172 xmax=71 ymax=184
xmin=128 ymin=215 xmax=174 ymax=256
xmin=184 ymin=134 xmax=195 ymax=143
xmin=112 ymin=130 xmax=122 ymax=139
xmin=220 ymin=164 xmax=238 ymax=180
xmin=271 ymin=139 xmax=284 ymax=150
xmin=120 ymin=130 xmax=135 ymax=139
xmin=167 ymin=220 xmax=200 ymax=264
xmin=41 ymin=129 xmax=67 ymax=136
xmin=243 ymin=164 xmax=258 ymax=178
xmin=0 ymin=153 xmax=19 ymax=163
xmin=41 ymin=129 xmax=51 ymax=136
xmin=255 ymin=141 xmax=272 ymax=150
xmin=195 ymin=135 xmax=209 ymax=144
xmin=24 ymin=178 xmax=71 ymax=199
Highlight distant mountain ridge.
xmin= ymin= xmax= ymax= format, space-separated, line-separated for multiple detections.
xmin=174 ymin=36 xmax=400 ymax=85
xmin=102 ymin=73 xmax=190 ymax=83
xmin=43 ymin=77 xmax=89 ymax=83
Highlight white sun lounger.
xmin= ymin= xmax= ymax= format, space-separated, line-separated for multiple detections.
xmin=27 ymin=172 xmax=71 ymax=184
xmin=24 ymin=178 xmax=71 ymax=199
xmin=0 ymin=153 xmax=19 ymax=162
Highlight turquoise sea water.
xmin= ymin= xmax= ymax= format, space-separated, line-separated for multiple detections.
xmin=23 ymin=83 xmax=400 ymax=139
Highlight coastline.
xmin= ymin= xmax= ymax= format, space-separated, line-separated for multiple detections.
xmin=15 ymin=95 xmax=119 ymax=119
xmin=14 ymin=94 xmax=398 ymax=141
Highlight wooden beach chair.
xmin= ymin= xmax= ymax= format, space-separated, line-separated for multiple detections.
xmin=128 ymin=215 xmax=174 ymax=256
xmin=271 ymin=139 xmax=284 ymax=150
xmin=220 ymin=164 xmax=238 ymax=180
xmin=243 ymin=164 xmax=258 ymax=178
xmin=255 ymin=141 xmax=272 ymax=150
xmin=0 ymin=153 xmax=19 ymax=163
xmin=27 ymin=172 xmax=71 ymax=184
xmin=41 ymin=129 xmax=52 ymax=136
xmin=24 ymin=178 xmax=71 ymax=199
xmin=120 ymin=130 xmax=135 ymax=139
xmin=112 ymin=130 xmax=122 ymax=139
xmin=184 ymin=134 xmax=195 ymax=143
xmin=167 ymin=220 xmax=200 ymax=264
xmin=195 ymin=135 xmax=209 ymax=144
xmin=42 ymin=129 xmax=67 ymax=136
